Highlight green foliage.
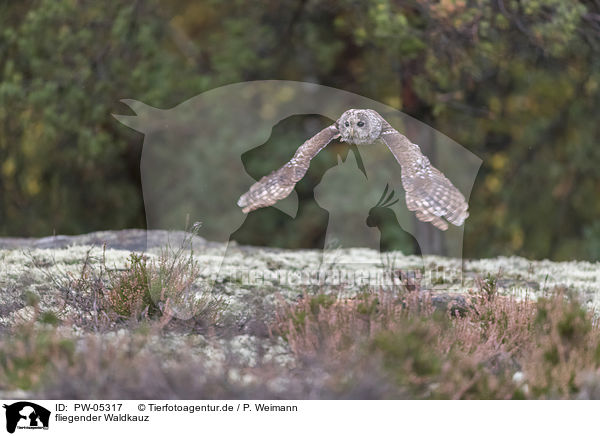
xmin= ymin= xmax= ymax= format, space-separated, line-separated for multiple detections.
xmin=527 ymin=289 xmax=600 ymax=397
xmin=105 ymin=248 xmax=226 ymax=326
xmin=1 ymin=0 xmax=599 ymax=260
xmin=0 ymin=323 xmax=75 ymax=391
xmin=21 ymin=290 xmax=40 ymax=307
xmin=107 ymin=253 xmax=156 ymax=318
xmin=371 ymin=323 xmax=442 ymax=380
xmin=39 ymin=310 xmax=61 ymax=326
xmin=0 ymin=0 xmax=203 ymax=236
xmin=102 ymin=229 xmax=226 ymax=326
xmin=308 ymin=294 xmax=337 ymax=315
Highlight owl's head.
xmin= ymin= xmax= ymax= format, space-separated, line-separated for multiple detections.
xmin=337 ymin=109 xmax=383 ymax=145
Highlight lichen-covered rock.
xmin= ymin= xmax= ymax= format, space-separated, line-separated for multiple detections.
xmin=1 ymin=230 xmax=598 ymax=399
xmin=1 ymin=229 xmax=599 ymax=331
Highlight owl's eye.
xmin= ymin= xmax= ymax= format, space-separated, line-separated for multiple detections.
xmin=357 ymin=121 xmax=365 ymax=127
xmin=344 ymin=121 xmax=350 ymax=127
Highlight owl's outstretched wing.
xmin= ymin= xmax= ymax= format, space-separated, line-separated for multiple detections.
xmin=238 ymin=124 xmax=340 ymax=213
xmin=379 ymin=123 xmax=469 ymax=231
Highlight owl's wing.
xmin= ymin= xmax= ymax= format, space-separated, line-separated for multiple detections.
xmin=379 ymin=124 xmax=469 ymax=231
xmin=238 ymin=124 xmax=340 ymax=213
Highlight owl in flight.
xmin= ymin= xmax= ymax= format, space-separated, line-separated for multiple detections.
xmin=237 ymin=109 xmax=469 ymax=231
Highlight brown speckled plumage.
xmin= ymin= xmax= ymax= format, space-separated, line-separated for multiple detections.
xmin=238 ymin=109 xmax=469 ymax=230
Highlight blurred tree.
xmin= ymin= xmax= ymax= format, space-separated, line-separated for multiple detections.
xmin=0 ymin=0 xmax=204 ymax=235
xmin=164 ymin=0 xmax=600 ymax=260
xmin=1 ymin=0 xmax=599 ymax=261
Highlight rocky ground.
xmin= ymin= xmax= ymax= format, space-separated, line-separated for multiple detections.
xmin=1 ymin=229 xmax=599 ymax=399
xmin=2 ymin=229 xmax=598 ymax=317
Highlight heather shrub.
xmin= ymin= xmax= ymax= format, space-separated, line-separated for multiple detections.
xmin=271 ymin=283 xmax=600 ymax=399
xmin=0 ymin=322 xmax=75 ymax=391
xmin=524 ymin=289 xmax=600 ymax=398
xmin=47 ymin=228 xmax=227 ymax=331
xmin=106 ymin=253 xmax=155 ymax=319
xmin=104 ymin=248 xmax=225 ymax=328
xmin=273 ymin=290 xmax=404 ymax=359
xmin=370 ymin=321 xmax=444 ymax=388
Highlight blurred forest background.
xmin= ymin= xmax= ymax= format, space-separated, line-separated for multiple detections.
xmin=0 ymin=0 xmax=599 ymax=261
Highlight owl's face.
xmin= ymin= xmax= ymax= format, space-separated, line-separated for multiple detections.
xmin=337 ymin=109 xmax=382 ymax=145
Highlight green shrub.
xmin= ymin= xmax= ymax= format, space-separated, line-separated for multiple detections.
xmin=0 ymin=324 xmax=75 ymax=391
xmin=106 ymin=253 xmax=156 ymax=319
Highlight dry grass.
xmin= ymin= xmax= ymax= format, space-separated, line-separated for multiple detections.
xmin=105 ymin=251 xmax=224 ymax=329
xmin=49 ymin=232 xmax=227 ymax=333
xmin=3 ymin=241 xmax=600 ymax=399
xmin=270 ymin=279 xmax=600 ymax=399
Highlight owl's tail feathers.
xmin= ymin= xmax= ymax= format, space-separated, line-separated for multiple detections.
xmin=237 ymin=172 xmax=295 ymax=213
